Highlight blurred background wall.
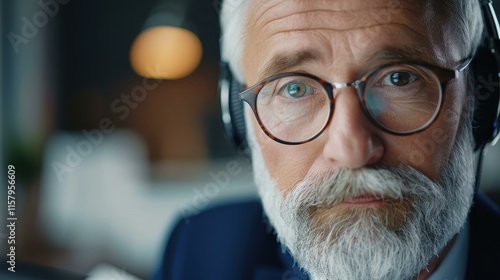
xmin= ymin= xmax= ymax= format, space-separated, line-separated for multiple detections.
xmin=0 ymin=0 xmax=255 ymax=278
xmin=1 ymin=0 xmax=500 ymax=279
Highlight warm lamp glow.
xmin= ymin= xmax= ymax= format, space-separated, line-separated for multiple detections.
xmin=130 ymin=26 xmax=202 ymax=79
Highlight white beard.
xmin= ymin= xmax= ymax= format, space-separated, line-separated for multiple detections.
xmin=246 ymin=108 xmax=476 ymax=280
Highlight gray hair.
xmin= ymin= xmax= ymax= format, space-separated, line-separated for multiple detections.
xmin=220 ymin=0 xmax=484 ymax=84
xmin=220 ymin=0 xmax=249 ymax=83
xmin=432 ymin=0 xmax=484 ymax=57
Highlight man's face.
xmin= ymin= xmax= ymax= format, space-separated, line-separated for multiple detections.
xmin=241 ymin=0 xmax=476 ymax=279
xmin=243 ymin=0 xmax=468 ymax=193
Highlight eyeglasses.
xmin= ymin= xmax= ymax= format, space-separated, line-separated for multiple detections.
xmin=240 ymin=58 xmax=472 ymax=145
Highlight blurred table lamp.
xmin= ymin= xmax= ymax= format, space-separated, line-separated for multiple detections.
xmin=130 ymin=0 xmax=202 ymax=79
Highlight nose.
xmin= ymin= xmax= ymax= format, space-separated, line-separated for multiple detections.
xmin=323 ymin=87 xmax=384 ymax=168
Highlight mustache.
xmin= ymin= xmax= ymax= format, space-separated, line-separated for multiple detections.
xmin=284 ymin=165 xmax=443 ymax=207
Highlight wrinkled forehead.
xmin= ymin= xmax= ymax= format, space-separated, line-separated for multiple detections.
xmin=244 ymin=0 xmax=441 ymax=33
xmin=242 ymin=0 xmax=463 ymax=80
xmin=246 ymin=0 xmax=426 ymax=20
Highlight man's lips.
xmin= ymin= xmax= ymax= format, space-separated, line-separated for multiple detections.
xmin=341 ymin=195 xmax=386 ymax=205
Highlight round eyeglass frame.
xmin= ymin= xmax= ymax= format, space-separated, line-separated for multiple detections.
xmin=239 ymin=58 xmax=472 ymax=145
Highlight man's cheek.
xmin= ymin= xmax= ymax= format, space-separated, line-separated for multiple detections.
xmin=397 ymin=131 xmax=454 ymax=182
xmin=259 ymin=141 xmax=312 ymax=193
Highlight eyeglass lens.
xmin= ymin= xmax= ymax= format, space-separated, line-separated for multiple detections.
xmin=254 ymin=64 xmax=442 ymax=143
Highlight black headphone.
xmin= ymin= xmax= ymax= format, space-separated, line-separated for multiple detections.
xmin=219 ymin=1 xmax=500 ymax=155
xmin=219 ymin=62 xmax=249 ymax=155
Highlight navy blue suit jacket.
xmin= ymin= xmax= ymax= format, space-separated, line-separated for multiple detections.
xmin=154 ymin=193 xmax=500 ymax=280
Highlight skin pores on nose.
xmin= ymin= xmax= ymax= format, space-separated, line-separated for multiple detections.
xmin=242 ymin=0 xmax=469 ymax=193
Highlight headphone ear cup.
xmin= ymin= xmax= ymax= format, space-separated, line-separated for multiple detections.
xmin=471 ymin=45 xmax=500 ymax=150
xmin=228 ymin=74 xmax=249 ymax=155
xmin=218 ymin=63 xmax=249 ymax=156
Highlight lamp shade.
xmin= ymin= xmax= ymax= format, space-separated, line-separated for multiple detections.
xmin=130 ymin=26 xmax=202 ymax=79
xmin=130 ymin=0 xmax=202 ymax=80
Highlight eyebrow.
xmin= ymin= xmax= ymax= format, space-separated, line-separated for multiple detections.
xmin=374 ymin=47 xmax=439 ymax=66
xmin=260 ymin=50 xmax=320 ymax=80
xmin=259 ymin=46 xmax=440 ymax=81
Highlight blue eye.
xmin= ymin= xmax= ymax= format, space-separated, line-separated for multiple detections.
xmin=285 ymin=82 xmax=308 ymax=98
xmin=382 ymin=71 xmax=417 ymax=86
